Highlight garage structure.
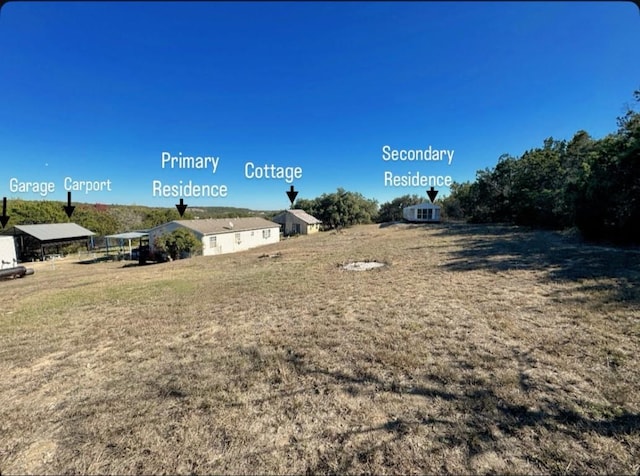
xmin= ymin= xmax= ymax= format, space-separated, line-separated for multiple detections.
xmin=402 ymin=202 xmax=441 ymax=223
xmin=149 ymin=217 xmax=280 ymax=257
xmin=4 ymin=223 xmax=95 ymax=262
xmin=271 ymin=209 xmax=322 ymax=236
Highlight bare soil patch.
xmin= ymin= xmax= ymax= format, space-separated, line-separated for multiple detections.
xmin=341 ymin=261 xmax=386 ymax=271
xmin=1 ymin=223 xmax=638 ymax=474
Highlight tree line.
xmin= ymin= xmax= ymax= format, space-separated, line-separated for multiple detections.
xmin=294 ymin=90 xmax=639 ymax=244
xmin=1 ymin=201 xmax=271 ymax=237
xmin=1 ymin=200 xmax=195 ymax=237
xmin=440 ymin=90 xmax=639 ymax=244
xmin=293 ymin=188 xmax=379 ymax=229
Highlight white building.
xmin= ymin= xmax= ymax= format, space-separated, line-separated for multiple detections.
xmin=0 ymin=236 xmax=18 ymax=268
xmin=271 ymin=209 xmax=322 ymax=236
xmin=402 ymin=202 xmax=441 ymax=223
xmin=149 ymin=217 xmax=280 ymax=257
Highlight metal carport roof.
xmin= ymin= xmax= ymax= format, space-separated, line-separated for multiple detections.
xmin=12 ymin=223 xmax=95 ymax=241
xmin=105 ymin=231 xmax=148 ymax=240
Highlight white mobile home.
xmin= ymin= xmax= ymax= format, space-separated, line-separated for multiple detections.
xmin=149 ymin=217 xmax=280 ymax=257
xmin=402 ymin=202 xmax=441 ymax=223
xmin=271 ymin=209 xmax=322 ymax=236
xmin=0 ymin=236 xmax=18 ymax=268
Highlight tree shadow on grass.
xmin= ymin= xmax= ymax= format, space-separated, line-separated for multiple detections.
xmin=283 ymin=350 xmax=640 ymax=474
xmin=433 ymin=223 xmax=640 ymax=306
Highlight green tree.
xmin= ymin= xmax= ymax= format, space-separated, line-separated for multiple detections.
xmin=292 ymin=198 xmax=318 ymax=217
xmin=73 ymin=204 xmax=119 ymax=236
xmin=441 ymin=182 xmax=474 ymax=219
xmin=154 ymin=228 xmax=201 ymax=260
xmin=143 ymin=208 xmax=193 ymax=228
xmin=8 ymin=199 xmax=67 ymax=225
xmin=560 ymin=130 xmax=597 ymax=227
xmin=108 ymin=205 xmax=146 ymax=232
xmin=509 ymin=139 xmax=566 ymax=228
xmin=294 ymin=188 xmax=378 ymax=230
xmin=421 ymin=88 xmax=640 ymax=243
xmin=377 ymin=194 xmax=422 ymax=223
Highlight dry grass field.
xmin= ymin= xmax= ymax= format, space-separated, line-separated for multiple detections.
xmin=1 ymin=222 xmax=639 ymax=475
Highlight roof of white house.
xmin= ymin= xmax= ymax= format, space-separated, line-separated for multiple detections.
xmin=10 ymin=223 xmax=95 ymax=241
xmin=169 ymin=217 xmax=280 ymax=235
xmin=272 ymin=209 xmax=322 ymax=224
xmin=404 ymin=202 xmax=440 ymax=210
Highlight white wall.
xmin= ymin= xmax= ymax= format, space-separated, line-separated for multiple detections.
xmin=402 ymin=205 xmax=440 ymax=222
xmin=202 ymin=227 xmax=280 ymax=256
xmin=0 ymin=236 xmax=18 ymax=268
xmin=402 ymin=207 xmax=416 ymax=221
xmin=150 ymin=222 xmax=280 ymax=257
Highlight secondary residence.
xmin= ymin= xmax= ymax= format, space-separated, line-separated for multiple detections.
xmin=149 ymin=217 xmax=280 ymax=257
xmin=402 ymin=202 xmax=441 ymax=223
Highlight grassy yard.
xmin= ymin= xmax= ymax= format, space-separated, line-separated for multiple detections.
xmin=0 ymin=223 xmax=638 ymax=475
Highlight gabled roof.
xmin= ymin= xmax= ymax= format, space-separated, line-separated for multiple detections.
xmin=170 ymin=217 xmax=280 ymax=235
xmin=403 ymin=202 xmax=440 ymax=210
xmin=11 ymin=223 xmax=95 ymax=241
xmin=272 ymin=209 xmax=322 ymax=224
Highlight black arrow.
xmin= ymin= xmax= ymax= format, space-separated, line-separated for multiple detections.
xmin=63 ymin=191 xmax=75 ymax=218
xmin=176 ymin=198 xmax=188 ymax=217
xmin=0 ymin=197 xmax=9 ymax=228
xmin=286 ymin=185 xmax=298 ymax=207
xmin=427 ymin=186 xmax=438 ymax=203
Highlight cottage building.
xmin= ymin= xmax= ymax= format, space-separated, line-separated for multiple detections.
xmin=149 ymin=217 xmax=280 ymax=257
xmin=271 ymin=209 xmax=322 ymax=236
xmin=402 ymin=202 xmax=441 ymax=223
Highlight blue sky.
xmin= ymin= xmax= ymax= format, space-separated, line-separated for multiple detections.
xmin=0 ymin=1 xmax=638 ymax=210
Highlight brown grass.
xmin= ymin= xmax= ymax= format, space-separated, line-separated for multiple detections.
xmin=1 ymin=223 xmax=639 ymax=475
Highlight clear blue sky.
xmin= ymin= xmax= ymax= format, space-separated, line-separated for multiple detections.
xmin=0 ymin=1 xmax=638 ymax=210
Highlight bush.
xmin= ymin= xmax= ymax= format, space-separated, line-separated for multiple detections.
xmin=153 ymin=228 xmax=201 ymax=260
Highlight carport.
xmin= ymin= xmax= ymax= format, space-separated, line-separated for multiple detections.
xmin=7 ymin=223 xmax=95 ymax=262
xmin=104 ymin=231 xmax=149 ymax=259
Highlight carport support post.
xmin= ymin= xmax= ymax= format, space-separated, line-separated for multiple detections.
xmin=139 ymin=238 xmax=147 ymax=266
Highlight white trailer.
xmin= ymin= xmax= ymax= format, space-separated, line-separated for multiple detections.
xmin=0 ymin=236 xmax=18 ymax=268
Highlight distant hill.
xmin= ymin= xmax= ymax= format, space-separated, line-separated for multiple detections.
xmin=187 ymin=206 xmax=280 ymax=219
xmin=1 ymin=198 xmax=280 ymax=236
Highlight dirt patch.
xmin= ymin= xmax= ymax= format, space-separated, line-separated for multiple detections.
xmin=341 ymin=261 xmax=386 ymax=271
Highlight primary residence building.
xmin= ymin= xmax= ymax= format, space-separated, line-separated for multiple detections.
xmin=149 ymin=217 xmax=280 ymax=257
